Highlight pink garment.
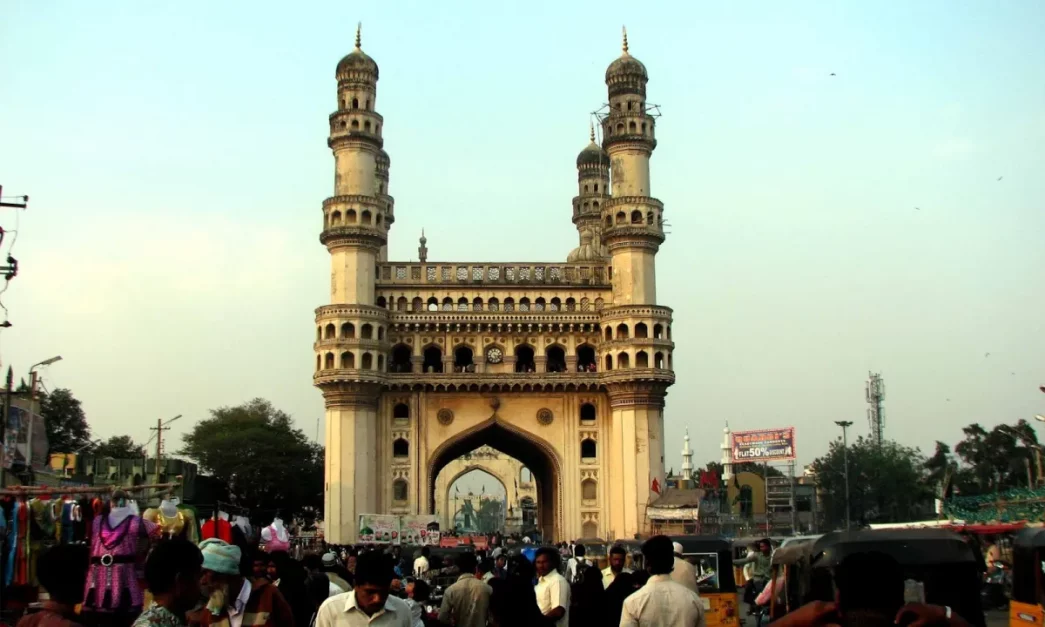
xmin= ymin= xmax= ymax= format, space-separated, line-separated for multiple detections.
xmin=262 ymin=524 xmax=290 ymax=553
xmin=756 ymin=575 xmax=787 ymax=607
xmin=83 ymin=515 xmax=156 ymax=613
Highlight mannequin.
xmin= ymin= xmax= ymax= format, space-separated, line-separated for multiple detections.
xmin=83 ymin=489 xmax=159 ymax=620
xmin=143 ymin=496 xmax=199 ymax=543
xmin=261 ymin=517 xmax=291 ymax=553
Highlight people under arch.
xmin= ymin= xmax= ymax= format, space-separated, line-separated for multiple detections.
xmin=423 ymin=346 xmax=443 ymax=373
xmin=454 ymin=346 xmax=475 ymax=373
xmin=515 ymin=345 xmax=535 ymax=373
xmin=576 ymin=345 xmax=597 ymax=372
xmin=546 ymin=346 xmax=566 ymax=373
xmin=391 ymin=344 xmax=412 ymax=372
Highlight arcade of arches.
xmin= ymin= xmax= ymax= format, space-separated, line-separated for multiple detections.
xmin=433 ymin=446 xmax=539 ymax=534
xmin=316 ymin=32 xmax=674 ymax=544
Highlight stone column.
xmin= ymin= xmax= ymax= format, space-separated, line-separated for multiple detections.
xmin=323 ymin=383 xmax=382 ymax=543
xmin=606 ymin=383 xmax=666 ymax=539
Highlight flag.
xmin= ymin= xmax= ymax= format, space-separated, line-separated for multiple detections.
xmin=456 ymin=485 xmax=460 ymax=494
xmin=651 ymin=478 xmax=661 ymax=494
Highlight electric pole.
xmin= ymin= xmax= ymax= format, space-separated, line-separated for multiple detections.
xmin=150 ymin=414 xmax=182 ymax=477
xmin=866 ymin=372 xmax=885 ymax=447
xmin=835 ymin=420 xmax=853 ymax=530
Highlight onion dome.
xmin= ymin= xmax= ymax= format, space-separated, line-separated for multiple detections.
xmin=576 ymin=124 xmax=609 ymax=167
xmin=336 ymin=24 xmax=379 ymax=79
xmin=605 ymin=27 xmax=647 ymax=82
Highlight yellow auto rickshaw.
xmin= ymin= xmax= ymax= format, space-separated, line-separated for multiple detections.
xmin=671 ymin=536 xmax=740 ymax=627
xmin=1010 ymin=528 xmax=1045 ymax=626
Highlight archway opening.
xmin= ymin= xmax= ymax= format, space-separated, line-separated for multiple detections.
xmin=440 ymin=464 xmax=508 ymax=535
xmin=429 ymin=420 xmax=559 ymax=541
xmin=546 ymin=346 xmax=566 ymax=373
xmin=576 ymin=345 xmax=596 ymax=372
xmin=423 ymin=346 xmax=443 ymax=373
xmin=391 ymin=344 xmax=412 ymax=372
xmin=514 ymin=345 xmax=535 ymax=373
xmin=454 ymin=346 xmax=475 ymax=372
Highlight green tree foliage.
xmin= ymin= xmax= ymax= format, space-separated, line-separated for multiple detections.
xmin=179 ymin=398 xmax=323 ymax=520
xmin=811 ymin=437 xmax=932 ymax=528
xmin=40 ymin=388 xmax=92 ymax=456
xmin=94 ymin=435 xmax=141 ymax=459
xmin=953 ymin=420 xmax=1039 ymax=494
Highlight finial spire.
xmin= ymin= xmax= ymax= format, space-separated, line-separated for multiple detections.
xmin=589 ymin=121 xmax=595 ymax=143
xmin=355 ymin=22 xmax=362 ymax=50
xmin=622 ymin=26 xmax=629 ymax=54
xmin=418 ymin=229 xmax=428 ymax=263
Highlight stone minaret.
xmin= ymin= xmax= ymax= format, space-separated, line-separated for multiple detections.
xmin=316 ymin=24 xmax=392 ymax=543
xmin=568 ymin=123 xmax=610 ymax=262
xmin=721 ymin=424 xmax=733 ymax=482
xmin=680 ymin=428 xmax=693 ymax=488
xmin=600 ymin=28 xmax=673 ymax=537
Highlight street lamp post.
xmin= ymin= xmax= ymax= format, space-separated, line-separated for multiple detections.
xmin=26 ymin=356 xmax=62 ymax=470
xmin=835 ymin=420 xmax=854 ymax=530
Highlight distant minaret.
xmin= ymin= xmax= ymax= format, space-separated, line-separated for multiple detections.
xmin=721 ymin=424 xmax=733 ymax=482
xmin=418 ymin=230 xmax=428 ymax=263
xmin=680 ymin=428 xmax=693 ymax=487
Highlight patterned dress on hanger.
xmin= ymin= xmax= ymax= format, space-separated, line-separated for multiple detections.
xmin=83 ymin=514 xmax=158 ymax=613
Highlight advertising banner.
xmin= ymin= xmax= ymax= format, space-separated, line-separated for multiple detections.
xmin=400 ymin=515 xmax=440 ymax=546
xmin=358 ymin=514 xmax=400 ymax=544
xmin=731 ymin=427 xmax=796 ymax=462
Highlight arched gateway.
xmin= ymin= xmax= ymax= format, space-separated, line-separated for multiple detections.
xmin=315 ymin=27 xmax=675 ymax=543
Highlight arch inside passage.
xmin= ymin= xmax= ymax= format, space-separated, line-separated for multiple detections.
xmin=428 ymin=418 xmax=560 ymax=541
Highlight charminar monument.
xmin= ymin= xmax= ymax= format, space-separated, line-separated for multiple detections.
xmin=315 ymin=26 xmax=674 ymax=543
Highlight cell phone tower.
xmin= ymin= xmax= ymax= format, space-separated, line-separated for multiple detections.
xmin=866 ymin=371 xmax=886 ymax=446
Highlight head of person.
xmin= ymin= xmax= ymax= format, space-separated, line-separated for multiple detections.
xmin=759 ymin=539 xmax=772 ymax=555
xmin=199 ymin=539 xmax=245 ymax=610
xmin=37 ymin=544 xmax=90 ymax=607
xmin=574 ymin=544 xmax=586 ymax=558
xmin=321 ymin=551 xmax=339 ymax=571
xmin=508 ymin=554 xmax=536 ymax=582
xmin=145 ymin=539 xmax=204 ymax=613
xmin=456 ymin=551 xmax=478 ymax=575
xmin=672 ymin=542 xmax=685 ymax=559
xmin=641 ymin=535 xmax=675 ymax=576
xmin=411 ymin=579 xmax=431 ymax=603
xmin=266 ymin=550 xmax=290 ymax=581
xmin=535 ymin=547 xmax=561 ymax=577
xmin=496 ymin=553 xmax=507 ymax=569
xmin=609 ymin=545 xmax=628 ymax=573
xmin=251 ymin=552 xmax=267 ymax=579
xmin=354 ymin=550 xmax=396 ymax=615
xmin=346 ymin=553 xmax=357 ymax=572
xmin=834 ymin=551 xmax=904 ymax=627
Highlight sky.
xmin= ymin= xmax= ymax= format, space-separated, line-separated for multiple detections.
xmin=1 ymin=1 xmax=1043 ymax=475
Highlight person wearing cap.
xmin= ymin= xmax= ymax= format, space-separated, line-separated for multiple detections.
xmin=621 ymin=536 xmax=705 ymax=627
xmin=671 ymin=541 xmax=700 ymax=595
xmin=491 ymin=548 xmax=508 ymax=579
xmin=186 ymin=538 xmax=295 ymax=627
xmin=322 ymin=552 xmax=353 ymax=592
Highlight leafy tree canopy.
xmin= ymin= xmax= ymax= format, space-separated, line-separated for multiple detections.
xmin=179 ymin=398 xmax=323 ymax=520
xmin=40 ymin=388 xmax=92 ymax=456
xmin=811 ymin=436 xmax=932 ymax=528
xmin=93 ymin=435 xmax=141 ymax=459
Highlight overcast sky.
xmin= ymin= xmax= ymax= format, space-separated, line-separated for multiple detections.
xmin=1 ymin=1 xmax=1043 ymax=475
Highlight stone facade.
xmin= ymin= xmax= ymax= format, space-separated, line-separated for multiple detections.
xmin=316 ymin=27 xmax=674 ymax=543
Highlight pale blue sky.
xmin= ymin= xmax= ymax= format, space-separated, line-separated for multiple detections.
xmin=1 ymin=2 xmax=1043 ymax=474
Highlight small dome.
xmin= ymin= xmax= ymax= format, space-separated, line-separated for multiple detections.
xmin=605 ymin=52 xmax=647 ymax=82
xmin=576 ymin=140 xmax=608 ymax=167
xmin=336 ymin=48 xmax=379 ymax=79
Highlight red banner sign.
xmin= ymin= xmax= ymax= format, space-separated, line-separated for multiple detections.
xmin=731 ymin=427 xmax=796 ymax=462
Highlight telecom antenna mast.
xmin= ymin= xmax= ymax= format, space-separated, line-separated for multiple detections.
xmin=866 ymin=371 xmax=886 ymax=446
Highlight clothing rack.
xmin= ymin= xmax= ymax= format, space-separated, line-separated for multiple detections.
xmin=0 ymin=479 xmax=183 ymax=497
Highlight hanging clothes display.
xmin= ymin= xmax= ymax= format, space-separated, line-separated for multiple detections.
xmin=82 ymin=493 xmax=159 ymax=617
xmin=143 ymin=498 xmax=199 ymax=543
xmin=261 ymin=517 xmax=290 ymax=553
xmin=201 ymin=516 xmax=232 ymax=542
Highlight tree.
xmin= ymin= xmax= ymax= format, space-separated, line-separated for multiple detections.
xmin=179 ymin=398 xmax=323 ymax=521
xmin=94 ymin=435 xmax=141 ymax=459
xmin=812 ymin=436 xmax=932 ymax=528
xmin=40 ymin=388 xmax=92 ymax=456
xmin=954 ymin=421 xmax=1038 ymax=494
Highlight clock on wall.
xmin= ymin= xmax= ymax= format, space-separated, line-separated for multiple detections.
xmin=486 ymin=346 xmax=503 ymax=364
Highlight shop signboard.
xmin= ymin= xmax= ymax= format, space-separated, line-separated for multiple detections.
xmin=731 ymin=428 xmax=796 ymax=462
xmin=400 ymin=515 xmax=440 ymax=546
xmin=358 ymin=514 xmax=400 ymax=544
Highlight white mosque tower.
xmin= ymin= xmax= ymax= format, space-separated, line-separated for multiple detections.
xmin=721 ymin=423 xmax=733 ymax=482
xmin=680 ymin=428 xmax=694 ymax=487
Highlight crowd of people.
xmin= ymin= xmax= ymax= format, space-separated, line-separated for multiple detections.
xmin=17 ymin=531 xmax=983 ymax=627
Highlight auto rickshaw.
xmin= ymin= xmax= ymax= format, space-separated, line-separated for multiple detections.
xmin=670 ymin=536 xmax=740 ymax=627
xmin=803 ymin=529 xmax=986 ymax=627
xmin=1009 ymin=528 xmax=1045 ymax=626
xmin=764 ymin=539 xmax=818 ymax=618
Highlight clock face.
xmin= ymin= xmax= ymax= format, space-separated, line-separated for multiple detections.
xmin=486 ymin=347 xmax=503 ymax=364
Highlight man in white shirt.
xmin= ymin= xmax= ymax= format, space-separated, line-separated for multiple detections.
xmin=671 ymin=542 xmax=700 ymax=595
xmin=602 ymin=544 xmax=633 ymax=588
xmin=316 ymin=551 xmax=413 ymax=627
xmin=566 ymin=544 xmax=594 ymax=583
xmin=534 ymin=547 xmax=570 ymax=626
xmin=413 ymin=546 xmax=430 ymax=579
xmin=621 ymin=535 xmax=705 ymax=627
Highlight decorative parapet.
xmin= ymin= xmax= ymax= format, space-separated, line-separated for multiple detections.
xmin=375 ymin=262 xmax=611 ymax=288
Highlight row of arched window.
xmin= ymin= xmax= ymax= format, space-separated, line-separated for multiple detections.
xmin=608 ymin=119 xmax=653 ymax=138
xmin=605 ymin=210 xmax=662 ymax=228
xmin=374 ymin=295 xmax=604 ymax=313
xmin=316 ymin=351 xmax=385 ymax=371
xmin=335 ymin=118 xmax=381 ymax=134
xmin=317 ymin=322 xmax=385 ymax=341
xmin=325 ymin=208 xmax=385 ymax=228
xmin=390 ymin=343 xmax=597 ymax=374
xmin=341 ymin=96 xmax=372 ymax=111
xmin=604 ymin=350 xmax=670 ymax=370
xmin=604 ymin=322 xmax=670 ymax=340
